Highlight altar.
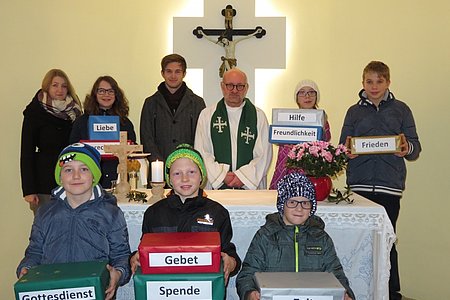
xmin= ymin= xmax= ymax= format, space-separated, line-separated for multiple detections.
xmin=116 ymin=190 xmax=395 ymax=300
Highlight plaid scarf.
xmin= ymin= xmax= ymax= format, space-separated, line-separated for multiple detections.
xmin=39 ymin=90 xmax=82 ymax=121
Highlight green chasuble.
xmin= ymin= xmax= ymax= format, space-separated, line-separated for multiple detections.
xmin=211 ymin=98 xmax=257 ymax=169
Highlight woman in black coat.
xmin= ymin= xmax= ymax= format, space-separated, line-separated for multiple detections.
xmin=21 ymin=69 xmax=82 ymax=212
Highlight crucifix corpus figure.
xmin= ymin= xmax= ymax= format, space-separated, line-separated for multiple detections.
xmin=104 ymin=131 xmax=143 ymax=200
xmin=193 ymin=5 xmax=266 ymax=77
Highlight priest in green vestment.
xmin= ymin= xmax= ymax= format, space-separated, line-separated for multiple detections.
xmin=195 ymin=68 xmax=272 ymax=189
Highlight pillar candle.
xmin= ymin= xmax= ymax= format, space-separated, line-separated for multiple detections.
xmin=151 ymin=160 xmax=164 ymax=183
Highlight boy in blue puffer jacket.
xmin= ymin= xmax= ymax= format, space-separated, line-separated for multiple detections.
xmin=17 ymin=143 xmax=131 ymax=300
xmin=340 ymin=61 xmax=421 ymax=300
xmin=236 ymin=173 xmax=354 ymax=300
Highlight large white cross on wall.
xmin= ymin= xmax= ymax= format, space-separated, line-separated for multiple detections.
xmin=173 ymin=0 xmax=286 ymax=106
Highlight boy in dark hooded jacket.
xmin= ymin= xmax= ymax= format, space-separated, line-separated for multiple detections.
xmin=236 ymin=173 xmax=354 ymax=300
xmin=130 ymin=144 xmax=241 ymax=285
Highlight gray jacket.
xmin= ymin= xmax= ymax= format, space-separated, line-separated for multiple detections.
xmin=236 ymin=213 xmax=354 ymax=299
xmin=339 ymin=90 xmax=421 ymax=196
xmin=140 ymin=84 xmax=205 ymax=162
xmin=17 ymin=185 xmax=131 ymax=286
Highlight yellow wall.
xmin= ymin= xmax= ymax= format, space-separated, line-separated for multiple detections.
xmin=1 ymin=1 xmax=449 ymax=299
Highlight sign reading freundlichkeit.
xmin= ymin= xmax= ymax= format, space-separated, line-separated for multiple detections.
xmin=270 ymin=109 xmax=324 ymax=144
xmin=270 ymin=125 xmax=322 ymax=143
xmin=350 ymin=135 xmax=401 ymax=154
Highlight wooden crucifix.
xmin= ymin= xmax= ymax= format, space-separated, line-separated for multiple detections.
xmin=193 ymin=4 xmax=266 ymax=77
xmin=104 ymin=132 xmax=143 ymax=200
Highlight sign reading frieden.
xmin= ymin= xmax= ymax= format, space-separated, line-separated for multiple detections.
xmin=350 ymin=135 xmax=401 ymax=154
xmin=269 ymin=125 xmax=322 ymax=144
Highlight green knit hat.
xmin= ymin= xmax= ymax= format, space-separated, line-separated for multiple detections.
xmin=55 ymin=143 xmax=102 ymax=186
xmin=165 ymin=144 xmax=207 ymax=189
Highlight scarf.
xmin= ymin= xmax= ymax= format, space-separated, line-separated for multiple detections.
xmin=158 ymin=81 xmax=187 ymax=115
xmin=211 ymin=98 xmax=257 ymax=169
xmin=39 ymin=90 xmax=82 ymax=122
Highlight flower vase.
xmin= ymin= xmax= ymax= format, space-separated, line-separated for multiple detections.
xmin=307 ymin=176 xmax=332 ymax=201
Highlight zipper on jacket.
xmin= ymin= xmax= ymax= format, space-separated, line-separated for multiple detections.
xmin=294 ymin=226 xmax=299 ymax=272
xmin=190 ymin=111 xmax=194 ymax=139
xmin=153 ymin=113 xmax=157 ymax=135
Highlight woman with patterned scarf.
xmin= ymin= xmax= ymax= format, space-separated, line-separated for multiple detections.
xmin=20 ymin=69 xmax=82 ymax=213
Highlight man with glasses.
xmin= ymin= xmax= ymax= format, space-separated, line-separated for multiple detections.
xmin=195 ymin=68 xmax=272 ymax=189
xmin=236 ymin=173 xmax=355 ymax=300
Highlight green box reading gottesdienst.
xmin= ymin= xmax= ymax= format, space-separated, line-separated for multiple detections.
xmin=14 ymin=261 xmax=110 ymax=300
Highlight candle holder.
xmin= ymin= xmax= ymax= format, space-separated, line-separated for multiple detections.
xmin=149 ymin=182 xmax=165 ymax=203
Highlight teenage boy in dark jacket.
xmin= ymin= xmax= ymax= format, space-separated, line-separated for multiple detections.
xmin=140 ymin=54 xmax=205 ymax=165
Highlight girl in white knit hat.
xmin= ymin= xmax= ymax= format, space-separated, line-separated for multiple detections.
xmin=269 ymin=79 xmax=331 ymax=189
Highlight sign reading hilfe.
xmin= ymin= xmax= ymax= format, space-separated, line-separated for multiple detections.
xmin=350 ymin=135 xmax=401 ymax=154
xmin=272 ymin=109 xmax=324 ymax=126
xmin=139 ymin=232 xmax=221 ymax=274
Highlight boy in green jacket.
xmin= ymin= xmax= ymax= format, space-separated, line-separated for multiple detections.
xmin=236 ymin=173 xmax=354 ymax=300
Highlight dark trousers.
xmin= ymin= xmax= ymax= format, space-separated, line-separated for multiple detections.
xmin=355 ymin=191 xmax=402 ymax=300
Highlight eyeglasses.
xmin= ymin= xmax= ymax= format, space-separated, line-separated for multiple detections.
xmin=297 ymin=90 xmax=317 ymax=97
xmin=285 ymin=199 xmax=313 ymax=209
xmin=97 ymin=88 xmax=115 ymax=95
xmin=223 ymin=83 xmax=247 ymax=91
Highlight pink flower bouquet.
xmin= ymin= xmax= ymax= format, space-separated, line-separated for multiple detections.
xmin=286 ymin=141 xmax=348 ymax=178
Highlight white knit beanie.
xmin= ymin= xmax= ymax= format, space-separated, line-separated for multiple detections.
xmin=294 ymin=79 xmax=321 ymax=104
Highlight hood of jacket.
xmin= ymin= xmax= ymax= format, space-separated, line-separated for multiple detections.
xmin=23 ymin=90 xmax=46 ymax=117
xmin=51 ymin=184 xmax=117 ymax=207
xmin=261 ymin=212 xmax=325 ymax=236
xmin=358 ymin=88 xmax=396 ymax=108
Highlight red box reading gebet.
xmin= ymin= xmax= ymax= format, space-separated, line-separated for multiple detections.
xmin=138 ymin=232 xmax=221 ymax=274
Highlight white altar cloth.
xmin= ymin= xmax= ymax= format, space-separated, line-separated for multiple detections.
xmin=116 ymin=190 xmax=395 ymax=300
